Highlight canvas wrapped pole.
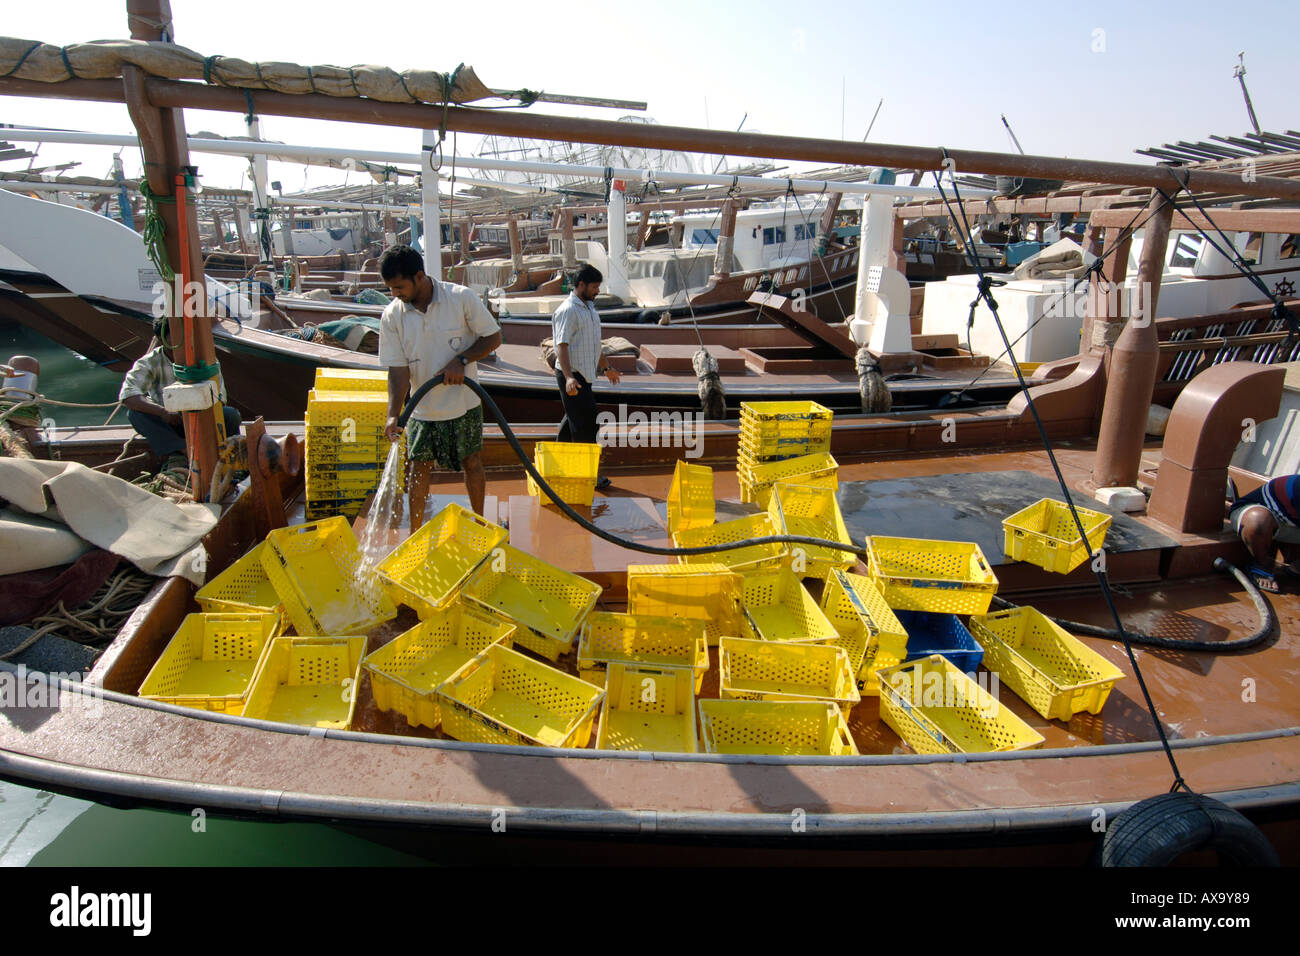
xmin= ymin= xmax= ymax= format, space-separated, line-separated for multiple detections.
xmin=0 ymin=36 xmax=495 ymax=105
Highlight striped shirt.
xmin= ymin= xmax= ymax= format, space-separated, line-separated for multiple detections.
xmin=1235 ymin=475 xmax=1300 ymax=527
xmin=551 ymin=291 xmax=602 ymax=383
xmin=118 ymin=345 xmax=228 ymax=405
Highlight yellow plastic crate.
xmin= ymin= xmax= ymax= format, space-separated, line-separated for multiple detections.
xmin=241 ymin=636 xmax=366 ymax=729
xmin=767 ymin=481 xmax=855 ymax=578
xmin=304 ymin=389 xmax=389 ymax=427
xmin=968 ymin=607 xmax=1126 ymax=721
xmin=672 ymin=512 xmax=788 ymax=574
xmin=261 ymin=517 xmax=398 ymax=636
xmin=596 ymin=662 xmax=698 ymax=753
xmin=865 ymin=536 xmax=998 ymax=615
xmin=305 ymin=471 xmax=383 ymax=498
xmin=719 ymin=636 xmax=860 ymax=716
xmin=314 ymin=367 xmax=389 ymax=392
xmin=666 ymin=460 xmax=715 ymax=535
xmin=304 ymin=498 xmax=367 ymax=521
xmin=740 ymin=400 xmax=833 ymax=425
xmin=195 ymin=543 xmax=284 ymax=621
xmin=819 ymin=569 xmax=909 ymax=696
xmin=461 ymin=544 xmax=601 ymax=661
xmin=362 ymin=601 xmax=516 ymax=729
xmin=740 ymin=566 xmax=840 ymax=643
xmin=376 ymin=503 xmax=508 ymax=617
xmin=877 ymin=655 xmax=1045 ymax=754
xmin=739 ymin=452 xmax=838 ymax=508
xmin=577 ymin=611 xmax=709 ymax=692
xmin=698 ymin=699 xmax=858 ymax=756
xmin=137 ymin=612 xmax=281 ymax=714
xmin=626 ymin=563 xmax=744 ymax=646
xmin=526 ymin=441 xmax=602 ymax=506
xmin=1002 ymin=498 xmax=1113 ymax=574
xmin=738 ymin=434 xmax=832 ymax=464
xmin=438 ymin=643 xmax=605 ymax=748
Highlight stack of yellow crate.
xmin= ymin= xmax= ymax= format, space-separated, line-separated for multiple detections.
xmin=736 ymin=401 xmax=836 ymax=506
xmin=304 ymin=368 xmax=399 ymax=520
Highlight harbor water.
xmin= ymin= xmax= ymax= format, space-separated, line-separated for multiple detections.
xmin=0 ymin=323 xmax=426 ymax=865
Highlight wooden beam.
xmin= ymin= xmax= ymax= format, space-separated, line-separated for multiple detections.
xmin=1090 ymin=206 xmax=1300 ymax=233
xmin=5 ymin=73 xmax=1300 ymax=200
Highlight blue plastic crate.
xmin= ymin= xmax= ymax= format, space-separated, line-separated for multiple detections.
xmin=897 ymin=610 xmax=984 ymax=673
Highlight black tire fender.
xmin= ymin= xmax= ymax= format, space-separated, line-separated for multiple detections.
xmin=1096 ymin=792 xmax=1280 ymax=867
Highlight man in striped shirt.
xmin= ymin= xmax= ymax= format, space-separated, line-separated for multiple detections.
xmin=119 ymin=316 xmax=240 ymax=470
xmin=1230 ymin=474 xmax=1300 ymax=591
xmin=551 ymin=264 xmax=620 ymax=488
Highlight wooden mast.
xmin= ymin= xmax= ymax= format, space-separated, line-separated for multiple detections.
xmin=123 ymin=0 xmax=219 ymax=499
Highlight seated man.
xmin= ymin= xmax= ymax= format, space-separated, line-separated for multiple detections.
xmin=119 ymin=317 xmax=241 ymax=471
xmin=1229 ymin=473 xmax=1300 ymax=592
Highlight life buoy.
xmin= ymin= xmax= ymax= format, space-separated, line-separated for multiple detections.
xmin=1096 ymin=792 xmax=1279 ymax=866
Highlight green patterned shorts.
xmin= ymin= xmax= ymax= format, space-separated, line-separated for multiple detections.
xmin=404 ymin=404 xmax=483 ymax=470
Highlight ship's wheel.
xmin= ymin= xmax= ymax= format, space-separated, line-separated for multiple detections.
xmin=1275 ymin=278 xmax=1296 ymax=299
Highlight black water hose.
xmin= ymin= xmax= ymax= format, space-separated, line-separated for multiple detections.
xmin=990 ymin=558 xmax=1275 ymax=652
xmin=398 ymin=374 xmax=869 ymax=560
xmin=399 ymin=376 xmax=1274 ymax=652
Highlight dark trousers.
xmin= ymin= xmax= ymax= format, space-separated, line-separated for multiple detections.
xmin=128 ymin=406 xmax=242 ymax=458
xmin=554 ymin=369 xmax=599 ymax=444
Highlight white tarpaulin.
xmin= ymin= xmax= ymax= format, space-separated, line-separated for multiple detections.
xmin=0 ymin=459 xmax=217 ymax=584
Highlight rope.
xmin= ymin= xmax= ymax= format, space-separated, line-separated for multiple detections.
xmin=788 ymin=187 xmax=849 ymax=324
xmin=139 ymin=179 xmax=176 ymax=283
xmin=933 ymin=157 xmax=1190 ymax=794
xmin=0 ymin=41 xmax=41 ymax=78
xmin=0 ymin=566 xmax=155 ymax=663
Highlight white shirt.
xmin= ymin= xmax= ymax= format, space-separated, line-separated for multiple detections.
xmin=551 ymin=291 xmax=602 ymax=384
xmin=378 ymin=279 xmax=500 ymax=421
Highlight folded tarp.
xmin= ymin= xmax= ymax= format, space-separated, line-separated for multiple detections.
xmin=0 ymin=459 xmax=217 ymax=585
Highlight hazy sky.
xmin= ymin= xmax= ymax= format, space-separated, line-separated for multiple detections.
xmin=2 ymin=0 xmax=1295 ymax=192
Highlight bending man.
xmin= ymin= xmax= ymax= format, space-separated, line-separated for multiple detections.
xmin=380 ymin=245 xmax=501 ymax=527
xmin=1229 ymin=473 xmax=1300 ymax=592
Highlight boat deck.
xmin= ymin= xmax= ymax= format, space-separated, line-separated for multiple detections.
xmin=3 ymin=442 xmax=1298 ymax=862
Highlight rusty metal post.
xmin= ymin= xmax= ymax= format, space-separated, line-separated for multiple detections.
xmin=1092 ymin=195 xmax=1174 ymax=488
xmin=125 ymin=0 xmax=219 ymax=499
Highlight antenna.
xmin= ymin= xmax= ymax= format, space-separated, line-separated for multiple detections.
xmin=1234 ymin=52 xmax=1262 ymax=135
xmin=1001 ymin=114 xmax=1025 ymax=155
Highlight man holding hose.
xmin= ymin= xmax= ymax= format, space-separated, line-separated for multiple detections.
xmin=380 ymin=245 xmax=501 ymax=527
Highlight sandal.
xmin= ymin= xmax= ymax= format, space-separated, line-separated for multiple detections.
xmin=1249 ymin=567 xmax=1280 ymax=594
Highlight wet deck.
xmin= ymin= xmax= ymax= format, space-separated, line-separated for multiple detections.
xmin=2 ymin=441 xmax=1296 ymax=860
xmin=341 ymin=441 xmax=1293 ymax=755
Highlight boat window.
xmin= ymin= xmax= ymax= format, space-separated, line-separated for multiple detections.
xmin=1168 ymin=232 xmax=1205 ymax=268
xmin=1281 ymin=234 xmax=1300 ymax=259
xmin=1240 ymin=232 xmax=1264 ymax=265
xmin=763 ymin=227 xmax=787 ymax=246
xmin=691 ymin=228 xmax=719 ymax=245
